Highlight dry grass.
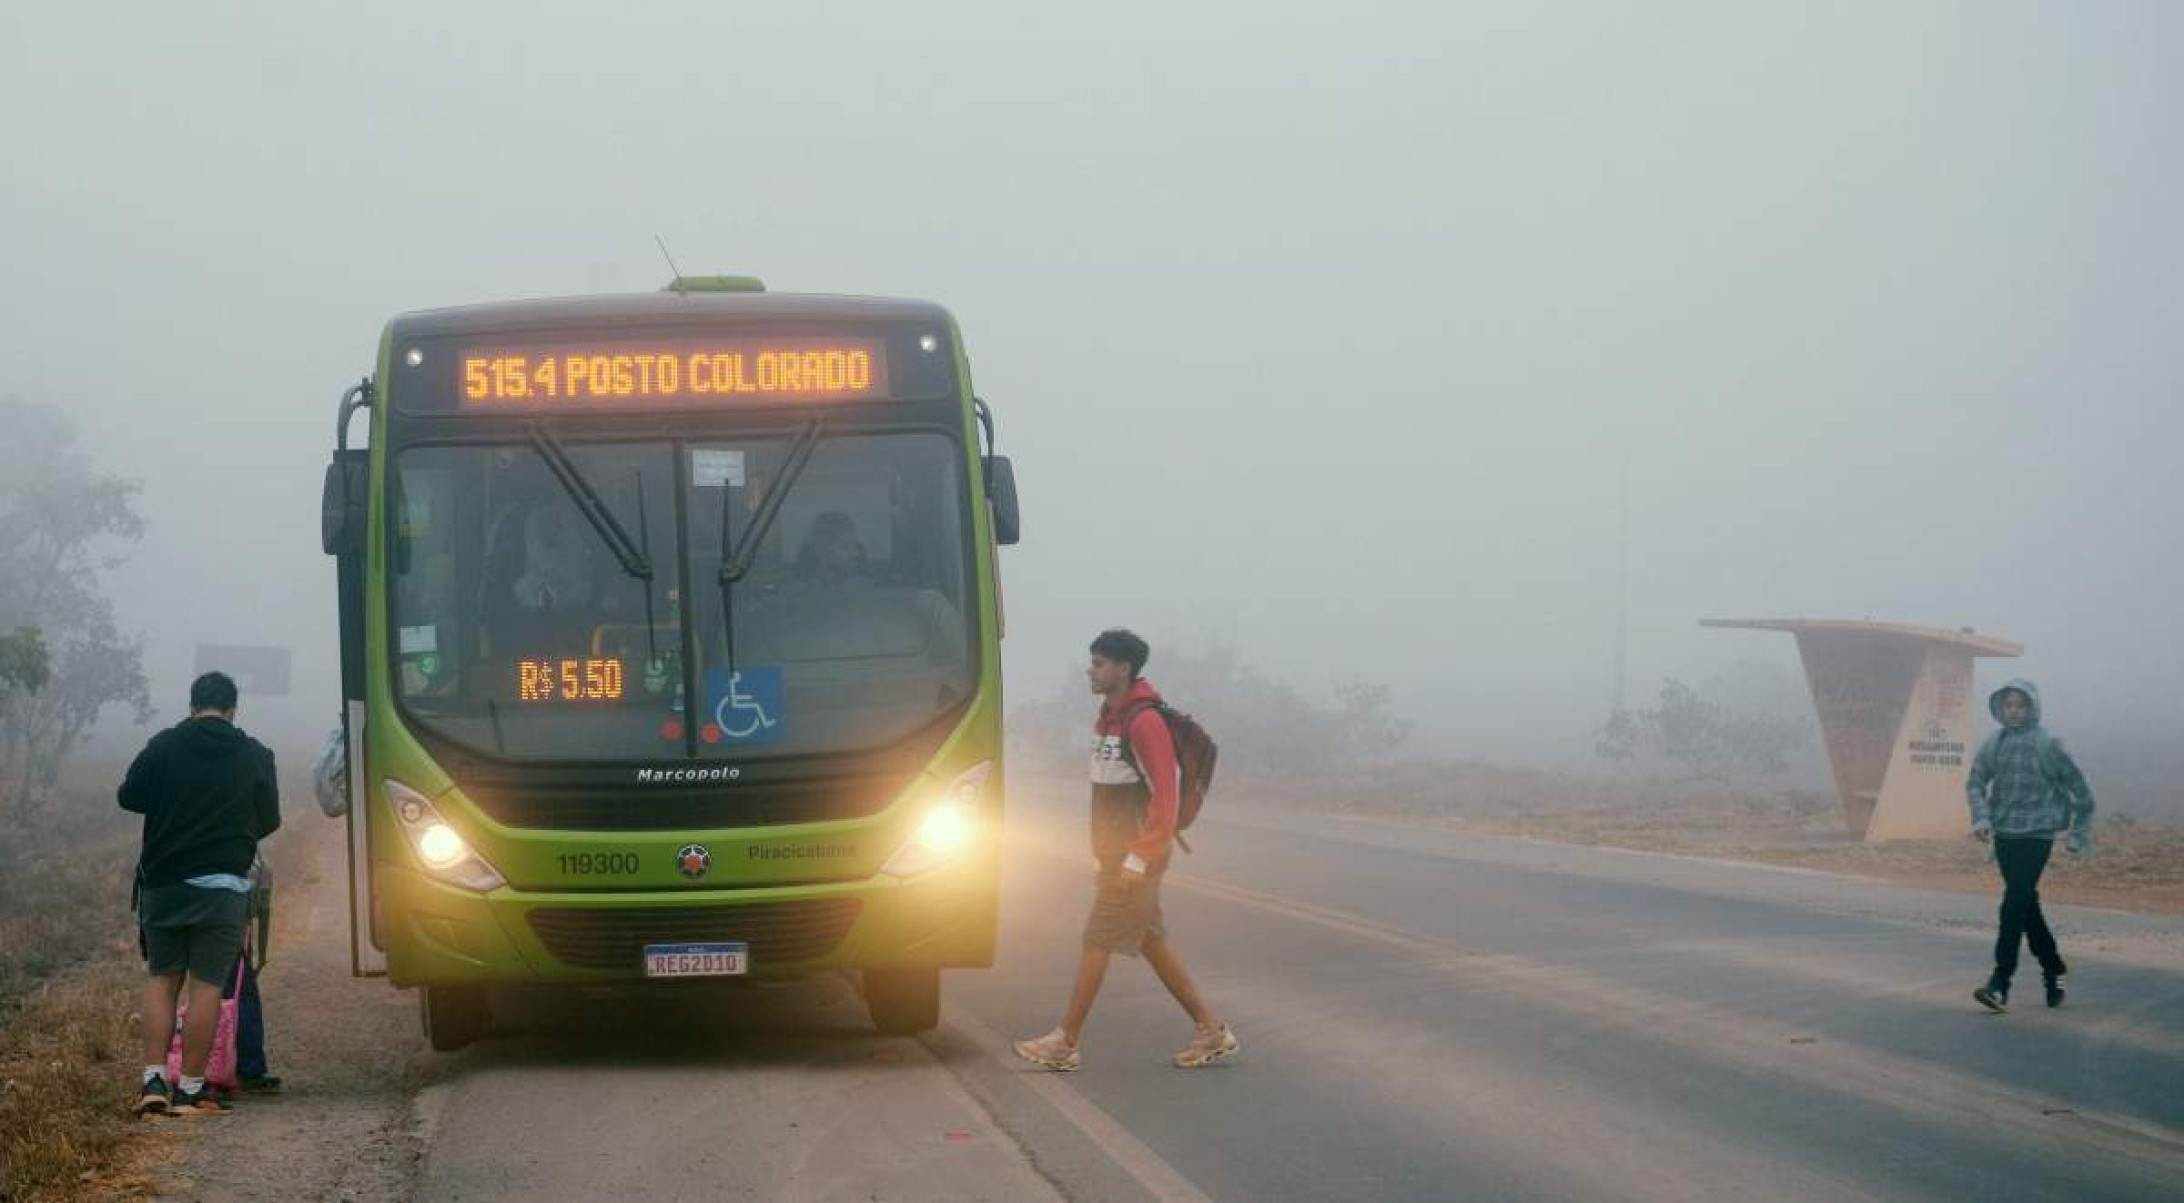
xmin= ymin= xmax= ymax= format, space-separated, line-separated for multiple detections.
xmin=0 ymin=864 xmax=129 ymax=1017
xmin=0 ymin=955 xmax=169 ymax=1201
xmin=0 ymin=764 xmax=143 ymax=1002
xmin=0 ymin=781 xmax=160 ymax=1201
xmin=0 ymin=837 xmax=133 ymax=1013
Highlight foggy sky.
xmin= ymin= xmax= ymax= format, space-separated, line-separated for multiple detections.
xmin=5 ymin=2 xmax=2178 ymax=773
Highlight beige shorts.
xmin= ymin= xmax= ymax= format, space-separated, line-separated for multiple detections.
xmin=1083 ymin=795 xmax=1165 ymax=955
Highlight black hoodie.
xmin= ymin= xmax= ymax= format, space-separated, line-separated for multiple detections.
xmin=118 ymin=717 xmax=281 ymax=888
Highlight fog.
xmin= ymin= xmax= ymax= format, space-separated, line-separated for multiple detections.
xmin=5 ymin=3 xmax=2178 ymax=780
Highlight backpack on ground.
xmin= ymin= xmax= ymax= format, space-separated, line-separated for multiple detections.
xmin=1120 ymin=702 xmax=1218 ymax=851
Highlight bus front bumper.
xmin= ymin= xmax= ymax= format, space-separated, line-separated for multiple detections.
xmin=378 ymin=858 xmax=1000 ymax=988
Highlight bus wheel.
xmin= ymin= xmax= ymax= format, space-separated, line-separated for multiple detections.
xmin=422 ymin=985 xmax=492 ymax=1052
xmin=862 ymin=968 xmax=940 ymax=1035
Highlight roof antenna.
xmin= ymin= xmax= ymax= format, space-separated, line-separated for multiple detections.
xmin=654 ymin=234 xmax=686 ymax=292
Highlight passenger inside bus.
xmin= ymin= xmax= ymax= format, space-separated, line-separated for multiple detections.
xmin=795 ymin=509 xmax=871 ymax=587
xmin=480 ymin=496 xmax=619 ymax=663
xmin=735 ymin=509 xmax=967 ymax=672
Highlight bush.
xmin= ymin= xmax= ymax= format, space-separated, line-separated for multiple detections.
xmin=1597 ymin=662 xmax=1814 ymax=784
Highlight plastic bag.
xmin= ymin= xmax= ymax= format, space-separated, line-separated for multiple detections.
xmin=312 ymin=724 xmax=349 ymax=817
xmin=166 ymin=952 xmax=245 ymax=1090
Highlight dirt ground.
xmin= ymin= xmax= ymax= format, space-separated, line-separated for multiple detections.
xmin=1414 ymin=808 xmax=2184 ymax=915
xmin=1282 ymin=760 xmax=2184 ymax=917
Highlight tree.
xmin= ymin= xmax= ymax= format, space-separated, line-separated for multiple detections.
xmin=0 ymin=400 xmax=151 ymax=805
xmin=7 ymin=613 xmax=150 ymax=789
xmin=1328 ymin=677 xmax=1412 ymax=763
xmin=1594 ymin=704 xmax=1640 ymax=762
xmin=0 ymin=626 xmax=47 ymax=698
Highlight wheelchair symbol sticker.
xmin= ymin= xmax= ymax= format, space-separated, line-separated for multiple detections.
xmin=702 ymin=666 xmax=783 ymax=745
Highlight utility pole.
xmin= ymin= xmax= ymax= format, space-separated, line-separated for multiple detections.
xmin=1613 ymin=453 xmax=1630 ymax=714
xmin=1596 ymin=454 xmax=1638 ymax=763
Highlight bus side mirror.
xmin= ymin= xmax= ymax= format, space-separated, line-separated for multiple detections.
xmin=984 ymin=455 xmax=1020 ymax=546
xmin=322 ymin=452 xmax=368 ymax=556
xmin=324 ymin=450 xmax=369 ymax=704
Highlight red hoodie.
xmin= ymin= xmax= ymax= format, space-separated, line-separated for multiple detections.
xmin=1093 ymin=678 xmax=1180 ymax=863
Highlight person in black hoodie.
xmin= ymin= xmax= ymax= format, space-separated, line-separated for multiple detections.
xmin=118 ymin=672 xmax=279 ymax=1117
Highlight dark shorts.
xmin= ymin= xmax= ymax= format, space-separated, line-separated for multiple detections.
xmin=1083 ymin=795 xmax=1165 ymax=955
xmin=139 ymin=884 xmax=249 ymax=984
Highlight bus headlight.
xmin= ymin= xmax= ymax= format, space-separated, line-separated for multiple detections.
xmin=385 ymin=780 xmax=506 ymax=892
xmin=881 ymin=761 xmax=991 ymax=878
xmin=416 ymin=823 xmax=469 ymax=870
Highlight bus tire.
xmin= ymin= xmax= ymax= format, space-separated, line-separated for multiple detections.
xmin=422 ymin=985 xmax=492 ymax=1052
xmin=862 ymin=967 xmax=940 ymax=1035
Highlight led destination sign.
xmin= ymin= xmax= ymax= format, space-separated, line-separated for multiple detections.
xmin=518 ymin=657 xmax=626 ymax=703
xmin=461 ymin=341 xmax=887 ymax=406
xmin=392 ymin=321 xmax=957 ymax=414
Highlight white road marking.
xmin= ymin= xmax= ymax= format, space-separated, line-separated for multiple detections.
xmin=943 ymin=1004 xmax=1214 ymax=1203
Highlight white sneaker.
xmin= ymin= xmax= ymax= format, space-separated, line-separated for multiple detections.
xmin=1173 ymin=1022 xmax=1239 ymax=1068
xmin=1012 ymin=1027 xmax=1081 ymax=1072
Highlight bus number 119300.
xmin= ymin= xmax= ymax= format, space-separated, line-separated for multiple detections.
xmin=557 ymin=852 xmax=639 ymax=876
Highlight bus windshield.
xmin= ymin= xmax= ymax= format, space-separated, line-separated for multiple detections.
xmin=390 ymin=431 xmax=976 ymax=762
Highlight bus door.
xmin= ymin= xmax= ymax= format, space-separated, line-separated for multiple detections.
xmin=325 ymin=389 xmax=388 ymax=977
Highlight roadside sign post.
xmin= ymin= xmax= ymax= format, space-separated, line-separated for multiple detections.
xmin=193 ymin=644 xmax=294 ymax=697
xmin=1702 ymin=619 xmax=2024 ymax=842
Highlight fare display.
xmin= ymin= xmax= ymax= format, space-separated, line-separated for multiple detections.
xmin=459 ymin=341 xmax=888 ymax=407
xmin=518 ymin=657 xmax=626 ymax=703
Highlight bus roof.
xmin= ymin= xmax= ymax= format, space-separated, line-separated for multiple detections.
xmin=387 ymin=291 xmax=954 ymax=341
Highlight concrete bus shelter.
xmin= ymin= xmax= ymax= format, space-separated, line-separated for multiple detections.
xmin=1701 ymin=618 xmax=2024 ymax=842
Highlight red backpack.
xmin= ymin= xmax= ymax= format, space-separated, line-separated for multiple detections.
xmin=1120 ymin=702 xmax=1219 ymax=851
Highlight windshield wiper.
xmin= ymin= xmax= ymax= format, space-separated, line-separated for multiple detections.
xmin=527 ymin=422 xmax=653 ymax=582
xmin=630 ymin=469 xmax=660 ymax=670
xmin=716 ymin=420 xmax=826 ymax=674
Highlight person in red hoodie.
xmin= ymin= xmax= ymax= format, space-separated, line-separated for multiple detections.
xmin=1014 ymin=629 xmax=1237 ymax=1071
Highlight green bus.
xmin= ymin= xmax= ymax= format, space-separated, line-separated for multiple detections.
xmin=320 ymin=278 xmax=1021 ymax=1049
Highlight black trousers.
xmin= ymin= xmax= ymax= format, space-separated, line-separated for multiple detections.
xmin=233 ymin=956 xmax=267 ymax=1080
xmin=1993 ymin=836 xmax=2066 ymax=984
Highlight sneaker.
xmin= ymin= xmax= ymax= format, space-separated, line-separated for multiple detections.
xmin=2044 ymin=976 xmax=2067 ymax=1008
xmin=1173 ymin=1022 xmax=1239 ymax=1068
xmin=170 ymin=1087 xmax=233 ymax=1116
xmin=1012 ymin=1028 xmax=1081 ymax=1072
xmin=238 ymin=1074 xmax=283 ymax=1093
xmin=133 ymin=1074 xmax=173 ymax=1118
xmin=1973 ymin=984 xmax=2009 ymax=1014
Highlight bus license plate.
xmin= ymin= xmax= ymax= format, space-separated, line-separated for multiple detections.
xmin=643 ymin=942 xmax=748 ymax=978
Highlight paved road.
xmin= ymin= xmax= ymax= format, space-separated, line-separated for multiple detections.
xmin=412 ymin=790 xmax=2184 ymax=1201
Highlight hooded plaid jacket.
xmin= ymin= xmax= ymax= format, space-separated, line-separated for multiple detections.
xmin=1965 ymin=678 xmax=2094 ymax=839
